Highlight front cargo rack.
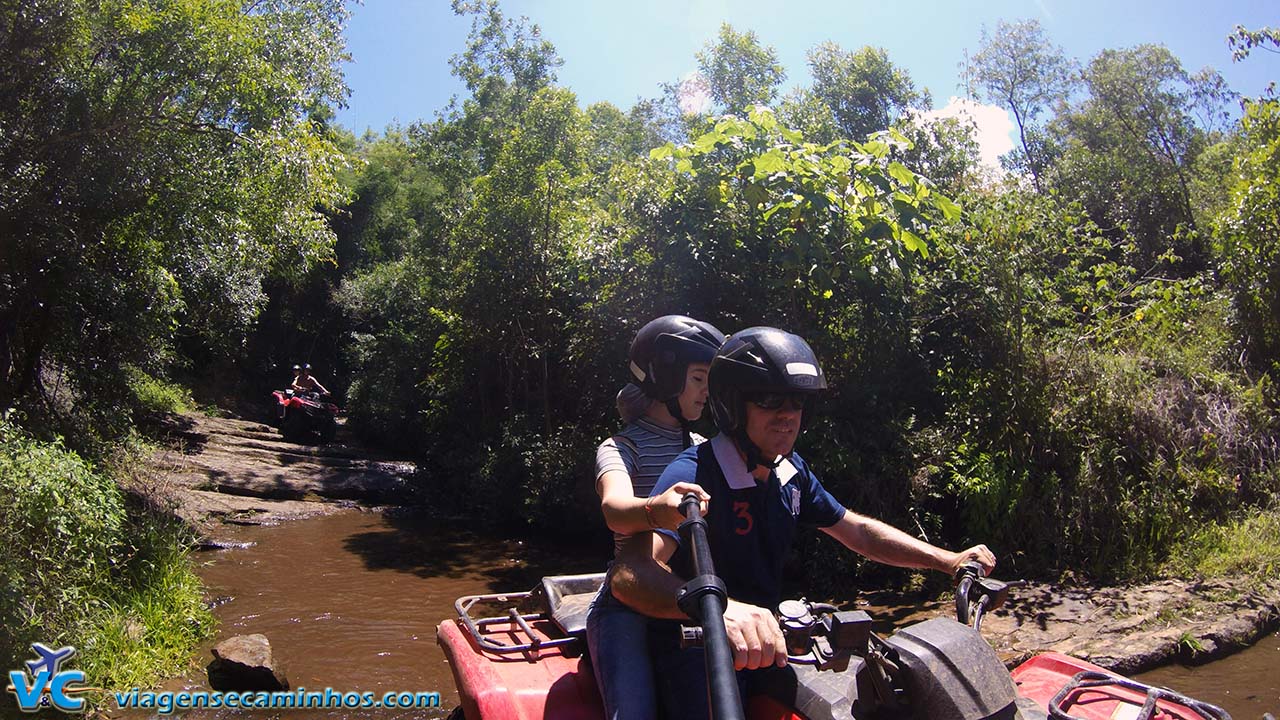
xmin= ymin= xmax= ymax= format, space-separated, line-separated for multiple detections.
xmin=454 ymin=573 xmax=605 ymax=656
xmin=1048 ymin=670 xmax=1231 ymax=720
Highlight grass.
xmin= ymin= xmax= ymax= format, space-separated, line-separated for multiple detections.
xmin=1177 ymin=631 xmax=1206 ymax=655
xmin=1163 ymin=508 xmax=1280 ymax=582
xmin=126 ymin=368 xmax=194 ymax=416
xmin=0 ymin=416 xmax=213 ymax=712
xmin=77 ymin=510 xmax=214 ymax=695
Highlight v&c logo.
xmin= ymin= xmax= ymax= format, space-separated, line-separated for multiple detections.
xmin=6 ymin=643 xmax=87 ymax=713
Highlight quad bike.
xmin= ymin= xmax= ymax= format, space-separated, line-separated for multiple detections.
xmin=437 ymin=496 xmax=1243 ymax=720
xmin=270 ymin=389 xmax=339 ymax=444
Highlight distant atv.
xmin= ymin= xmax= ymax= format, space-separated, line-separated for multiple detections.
xmin=271 ymin=390 xmax=339 ymax=443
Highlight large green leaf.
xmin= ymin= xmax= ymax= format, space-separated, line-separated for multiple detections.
xmin=650 ymin=143 xmax=675 ymax=160
xmin=753 ymin=149 xmax=787 ymax=179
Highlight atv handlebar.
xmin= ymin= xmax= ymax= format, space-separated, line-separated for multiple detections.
xmin=954 ymin=562 xmax=1025 ymax=632
xmin=765 ymin=564 xmax=1025 ymax=670
xmin=676 ymin=493 xmax=746 ymax=720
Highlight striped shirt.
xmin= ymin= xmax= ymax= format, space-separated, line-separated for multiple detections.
xmin=596 ymin=417 xmax=706 ymax=554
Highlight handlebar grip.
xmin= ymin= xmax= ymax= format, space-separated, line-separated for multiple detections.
xmin=678 ymin=492 xmax=703 ymax=519
xmin=954 ymin=560 xmax=987 ymax=583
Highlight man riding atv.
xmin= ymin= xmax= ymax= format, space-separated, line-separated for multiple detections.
xmin=291 ymin=363 xmax=329 ymax=396
xmin=274 ymin=363 xmax=338 ymax=443
xmin=608 ymin=327 xmax=996 ymax=720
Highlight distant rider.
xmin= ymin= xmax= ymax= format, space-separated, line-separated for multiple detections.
xmin=291 ymin=363 xmax=329 ymax=396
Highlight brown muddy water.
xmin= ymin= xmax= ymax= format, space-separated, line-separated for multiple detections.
xmin=130 ymin=509 xmax=608 ymax=719
xmin=125 ymin=509 xmax=1277 ymax=719
xmin=1135 ymin=632 xmax=1280 ymax=719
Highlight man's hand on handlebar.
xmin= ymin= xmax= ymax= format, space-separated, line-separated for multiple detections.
xmin=722 ymin=599 xmax=788 ymax=671
xmin=946 ymin=544 xmax=997 ymax=578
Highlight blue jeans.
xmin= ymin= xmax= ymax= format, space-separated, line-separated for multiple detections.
xmin=586 ymin=581 xmax=658 ymax=720
xmin=649 ymin=623 xmax=794 ymax=720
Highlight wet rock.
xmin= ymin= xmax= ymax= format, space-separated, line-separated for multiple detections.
xmin=207 ymin=634 xmax=289 ymax=691
xmin=196 ymin=538 xmax=256 ymax=551
xmin=204 ymin=595 xmax=234 ymax=610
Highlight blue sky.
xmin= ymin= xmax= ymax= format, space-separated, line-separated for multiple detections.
xmin=336 ymin=0 xmax=1276 ymax=146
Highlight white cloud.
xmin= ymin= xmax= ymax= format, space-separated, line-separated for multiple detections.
xmin=915 ymin=97 xmax=1017 ymax=174
xmin=678 ymin=72 xmax=712 ymax=116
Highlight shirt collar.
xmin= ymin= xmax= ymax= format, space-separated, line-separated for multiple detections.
xmin=711 ymin=434 xmax=798 ymax=489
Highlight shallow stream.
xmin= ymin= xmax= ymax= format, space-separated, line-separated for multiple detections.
xmin=148 ymin=509 xmax=606 ymax=718
xmin=1135 ymin=633 xmax=1279 ymax=718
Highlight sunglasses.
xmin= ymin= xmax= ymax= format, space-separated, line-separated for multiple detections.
xmin=745 ymin=392 xmax=809 ymax=412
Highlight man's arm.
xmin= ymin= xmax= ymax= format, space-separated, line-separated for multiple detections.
xmin=607 ymin=531 xmax=685 ymax=619
xmin=821 ymin=510 xmax=996 ymax=576
xmin=609 ymin=530 xmax=788 ymax=670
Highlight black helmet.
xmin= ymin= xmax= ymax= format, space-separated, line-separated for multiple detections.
xmin=709 ymin=327 xmax=826 ymax=467
xmin=628 ymin=315 xmax=725 ymax=401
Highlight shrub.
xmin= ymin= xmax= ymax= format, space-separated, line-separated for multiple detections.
xmin=0 ymin=416 xmax=212 ymax=692
xmin=126 ymin=368 xmax=194 ymax=417
xmin=1165 ymin=509 xmax=1280 ymax=581
xmin=0 ymin=414 xmax=126 ymax=665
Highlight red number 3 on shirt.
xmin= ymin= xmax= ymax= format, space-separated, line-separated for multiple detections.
xmin=733 ymin=501 xmax=753 ymax=535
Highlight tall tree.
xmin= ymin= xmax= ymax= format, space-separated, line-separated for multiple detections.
xmin=447 ymin=0 xmax=563 ymax=172
xmin=971 ymin=19 xmax=1075 ymax=190
xmin=808 ymin=42 xmax=924 ymax=141
xmin=1218 ymin=26 xmax=1280 ymax=371
xmin=695 ymin=24 xmax=785 ymax=115
xmin=895 ymin=113 xmax=983 ymax=195
xmin=0 ymin=0 xmax=350 ymax=414
xmin=1050 ymin=45 xmax=1232 ymax=267
xmin=778 ymin=87 xmax=842 ymax=144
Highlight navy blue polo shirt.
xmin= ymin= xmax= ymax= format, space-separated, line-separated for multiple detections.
xmin=653 ymin=434 xmax=847 ymax=609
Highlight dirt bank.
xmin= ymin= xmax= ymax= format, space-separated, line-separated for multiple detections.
xmin=148 ymin=411 xmax=1279 ymax=674
xmin=977 ymin=575 xmax=1280 ymax=673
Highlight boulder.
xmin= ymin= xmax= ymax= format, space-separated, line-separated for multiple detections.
xmin=207 ymin=634 xmax=289 ymax=691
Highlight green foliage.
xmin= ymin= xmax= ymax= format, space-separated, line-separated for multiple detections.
xmin=0 ymin=415 xmax=126 ymax=662
xmin=303 ymin=9 xmax=1280 ymax=591
xmin=1216 ymin=96 xmax=1280 ymax=374
xmin=777 ymin=87 xmax=842 ymax=145
xmin=646 ymin=106 xmax=959 ymax=316
xmin=77 ymin=494 xmax=213 ymax=693
xmin=885 ymin=179 xmax=1280 ymax=578
xmin=807 ymin=42 xmax=924 ymax=142
xmin=1228 ymin=25 xmax=1280 ymax=69
xmin=447 ymin=0 xmax=563 ymax=171
xmin=1048 ymin=44 xmax=1233 ymax=269
xmin=338 ymin=257 xmax=451 ymax=448
xmin=0 ymin=417 xmax=212 ymax=688
xmin=971 ymin=19 xmax=1075 ymax=187
xmin=695 ymin=24 xmax=786 ymax=115
xmin=893 ymin=113 xmax=984 ymax=196
xmin=1165 ymin=509 xmax=1280 ymax=581
xmin=126 ymin=369 xmax=193 ymax=417
xmin=0 ymin=0 xmax=352 ymax=424
xmin=1176 ymin=631 xmax=1205 ymax=655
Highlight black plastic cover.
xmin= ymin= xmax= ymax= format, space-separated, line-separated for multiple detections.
xmin=885 ymin=617 xmax=1021 ymax=720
